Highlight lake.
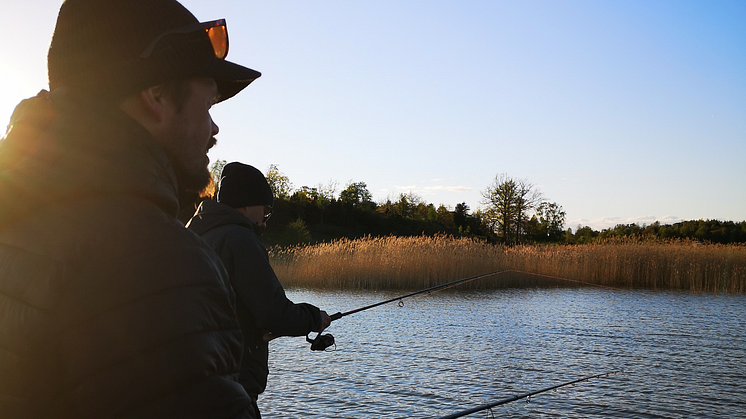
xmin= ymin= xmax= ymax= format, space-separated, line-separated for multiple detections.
xmin=257 ymin=287 xmax=746 ymax=418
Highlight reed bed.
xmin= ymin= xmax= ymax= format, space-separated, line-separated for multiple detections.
xmin=269 ymin=235 xmax=746 ymax=293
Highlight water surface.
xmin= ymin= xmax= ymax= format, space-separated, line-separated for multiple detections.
xmin=258 ymin=288 xmax=746 ymax=418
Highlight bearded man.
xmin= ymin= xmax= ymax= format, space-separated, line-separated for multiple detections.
xmin=0 ymin=0 xmax=261 ymax=418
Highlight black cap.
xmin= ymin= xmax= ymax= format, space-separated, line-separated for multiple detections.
xmin=218 ymin=162 xmax=274 ymax=209
xmin=48 ymin=0 xmax=260 ymax=102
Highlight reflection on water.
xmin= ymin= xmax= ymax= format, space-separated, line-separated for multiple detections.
xmin=259 ymin=288 xmax=746 ymax=418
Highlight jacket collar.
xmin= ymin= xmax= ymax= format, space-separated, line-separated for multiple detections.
xmin=187 ymin=199 xmax=265 ymax=236
xmin=0 ymin=89 xmax=181 ymax=226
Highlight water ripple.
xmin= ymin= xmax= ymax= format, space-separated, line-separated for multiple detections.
xmin=259 ymin=288 xmax=746 ymax=418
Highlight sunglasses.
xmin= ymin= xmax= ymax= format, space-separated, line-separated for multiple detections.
xmin=139 ymin=19 xmax=229 ymax=60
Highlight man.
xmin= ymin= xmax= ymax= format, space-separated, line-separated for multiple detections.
xmin=0 ymin=1 xmax=261 ymax=418
xmin=187 ymin=162 xmax=332 ymax=418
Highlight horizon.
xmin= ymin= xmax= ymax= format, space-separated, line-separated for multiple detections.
xmin=2 ymin=0 xmax=744 ymax=232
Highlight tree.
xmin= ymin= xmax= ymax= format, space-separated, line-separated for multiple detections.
xmin=424 ymin=204 xmax=437 ymax=223
xmin=642 ymin=221 xmax=661 ymax=237
xmin=574 ymin=225 xmax=598 ymax=244
xmin=481 ymin=174 xmax=542 ymax=244
xmin=513 ymin=178 xmax=543 ymax=241
xmin=272 ymin=218 xmax=311 ymax=247
xmin=392 ymin=192 xmax=424 ymax=219
xmin=376 ymin=199 xmax=394 ymax=216
xmin=564 ymin=228 xmax=575 ymax=243
xmin=454 ymin=202 xmax=469 ymax=230
xmin=313 ymin=180 xmax=338 ymax=225
xmin=535 ymin=202 xmax=566 ymax=242
xmin=195 ymin=159 xmax=227 ymax=200
xmin=339 ymin=181 xmax=373 ymax=209
xmin=209 ymin=159 xmax=227 ymax=191
xmin=266 ymin=164 xmax=293 ymax=200
xmin=481 ymin=174 xmax=518 ymax=243
xmin=453 ymin=202 xmax=482 ymax=236
xmin=316 ymin=180 xmax=338 ymax=205
xmin=436 ymin=205 xmax=455 ymax=229
xmin=290 ymin=186 xmax=317 ymax=205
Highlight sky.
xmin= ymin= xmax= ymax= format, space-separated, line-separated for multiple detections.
xmin=2 ymin=0 xmax=745 ymax=231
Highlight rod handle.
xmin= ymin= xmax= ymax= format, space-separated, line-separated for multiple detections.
xmin=330 ymin=312 xmax=343 ymax=321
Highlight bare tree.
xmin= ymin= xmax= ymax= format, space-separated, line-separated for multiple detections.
xmin=514 ymin=178 xmax=543 ymax=242
xmin=317 ymin=180 xmax=339 ymax=202
xmin=481 ymin=173 xmax=543 ymax=244
xmin=481 ymin=174 xmax=518 ymax=243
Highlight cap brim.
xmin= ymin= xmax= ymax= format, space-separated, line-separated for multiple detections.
xmin=205 ymin=58 xmax=261 ymax=102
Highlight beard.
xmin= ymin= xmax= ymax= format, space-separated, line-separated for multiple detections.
xmin=160 ymin=129 xmax=212 ymax=212
xmin=174 ymin=163 xmax=211 ymax=224
xmin=173 ymin=158 xmax=211 ymax=209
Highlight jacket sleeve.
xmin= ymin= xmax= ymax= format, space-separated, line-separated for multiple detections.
xmin=220 ymin=229 xmax=321 ymax=337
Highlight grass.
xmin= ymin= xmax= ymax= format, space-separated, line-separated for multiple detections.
xmin=269 ymin=235 xmax=746 ymax=293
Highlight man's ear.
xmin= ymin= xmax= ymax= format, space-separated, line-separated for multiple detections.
xmin=119 ymin=85 xmax=172 ymax=137
xmin=139 ymin=85 xmax=167 ymax=123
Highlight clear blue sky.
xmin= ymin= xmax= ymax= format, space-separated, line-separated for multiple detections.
xmin=2 ymin=0 xmax=744 ymax=231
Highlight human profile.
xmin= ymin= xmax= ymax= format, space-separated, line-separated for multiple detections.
xmin=187 ymin=162 xmax=332 ymax=418
xmin=0 ymin=0 xmax=261 ymax=417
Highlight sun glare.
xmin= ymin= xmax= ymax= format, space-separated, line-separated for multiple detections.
xmin=1 ymin=1 xmax=57 ymax=128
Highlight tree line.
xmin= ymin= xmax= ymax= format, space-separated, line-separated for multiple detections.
xmin=201 ymin=161 xmax=746 ymax=247
xmin=569 ymin=219 xmax=746 ymax=245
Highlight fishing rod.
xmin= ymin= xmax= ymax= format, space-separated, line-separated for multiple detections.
xmin=330 ymin=269 xmax=511 ymax=321
xmin=307 ymin=269 xmax=509 ymax=350
xmin=435 ymin=370 xmax=623 ymax=419
xmin=306 ymin=268 xmax=619 ymax=350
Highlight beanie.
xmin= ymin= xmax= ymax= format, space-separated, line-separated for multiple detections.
xmin=47 ymin=0 xmax=260 ymax=102
xmin=218 ymin=162 xmax=274 ymax=208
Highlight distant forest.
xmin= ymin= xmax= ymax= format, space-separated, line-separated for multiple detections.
xmin=201 ymin=161 xmax=746 ymax=247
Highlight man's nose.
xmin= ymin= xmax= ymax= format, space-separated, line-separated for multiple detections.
xmin=211 ymin=118 xmax=219 ymax=136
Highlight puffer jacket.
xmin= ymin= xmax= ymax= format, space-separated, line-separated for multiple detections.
xmin=0 ymin=90 xmax=253 ymax=419
xmin=187 ymin=199 xmax=322 ymax=396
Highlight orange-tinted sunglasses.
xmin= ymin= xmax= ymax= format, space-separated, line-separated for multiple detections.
xmin=139 ymin=19 xmax=228 ymax=60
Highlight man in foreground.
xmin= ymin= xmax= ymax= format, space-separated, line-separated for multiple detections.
xmin=187 ymin=162 xmax=332 ymax=418
xmin=0 ymin=0 xmax=261 ymax=417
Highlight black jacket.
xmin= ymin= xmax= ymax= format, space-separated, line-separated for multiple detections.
xmin=0 ymin=91 xmax=253 ymax=419
xmin=187 ymin=199 xmax=322 ymax=395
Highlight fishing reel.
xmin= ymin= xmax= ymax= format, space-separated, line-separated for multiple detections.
xmin=307 ymin=332 xmax=335 ymax=351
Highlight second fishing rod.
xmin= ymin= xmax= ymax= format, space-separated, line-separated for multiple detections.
xmin=306 ymin=269 xmax=510 ymax=350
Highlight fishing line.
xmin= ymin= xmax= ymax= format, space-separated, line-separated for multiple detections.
xmin=505 ymin=270 xmax=623 ymax=290
xmin=333 ymin=269 xmax=618 ymax=319
xmin=329 ymin=270 xmax=511 ymax=322
xmin=306 ymin=270 xmax=509 ymax=350
xmin=435 ymin=370 xmax=623 ymax=419
xmin=307 ymin=269 xmax=620 ymax=350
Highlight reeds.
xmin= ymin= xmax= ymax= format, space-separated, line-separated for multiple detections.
xmin=269 ymin=235 xmax=746 ymax=292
